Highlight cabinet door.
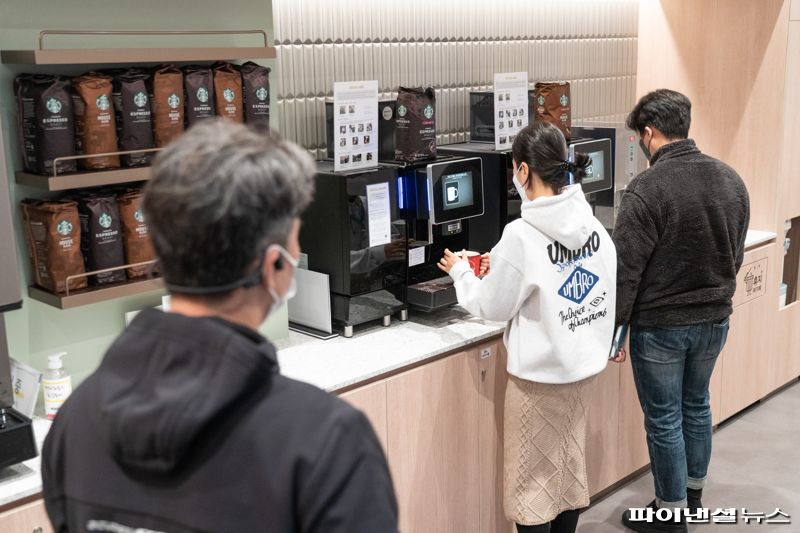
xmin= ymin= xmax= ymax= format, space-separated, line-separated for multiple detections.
xmin=340 ymin=380 xmax=389 ymax=454
xmin=0 ymin=499 xmax=54 ymax=533
xmin=386 ymin=350 xmax=482 ymax=533
xmin=477 ymin=341 xmax=514 ymax=533
xmin=720 ymin=245 xmax=776 ymax=420
xmin=585 ymin=362 xmax=622 ymax=496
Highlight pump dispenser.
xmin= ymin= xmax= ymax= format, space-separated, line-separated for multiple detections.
xmin=42 ymin=352 xmax=72 ymax=420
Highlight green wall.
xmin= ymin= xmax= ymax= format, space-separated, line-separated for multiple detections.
xmin=0 ymin=0 xmax=282 ymax=385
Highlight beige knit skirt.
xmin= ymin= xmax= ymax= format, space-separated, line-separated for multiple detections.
xmin=504 ymin=374 xmax=595 ymax=526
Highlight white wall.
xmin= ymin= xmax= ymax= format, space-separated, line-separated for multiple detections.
xmin=273 ymin=0 xmax=639 ymax=156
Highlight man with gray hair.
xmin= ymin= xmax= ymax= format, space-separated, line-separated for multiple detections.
xmin=41 ymin=120 xmax=399 ymax=532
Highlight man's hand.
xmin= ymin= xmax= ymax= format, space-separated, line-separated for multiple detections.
xmin=437 ymin=248 xmax=468 ymax=274
xmin=610 ymin=347 xmax=627 ymax=363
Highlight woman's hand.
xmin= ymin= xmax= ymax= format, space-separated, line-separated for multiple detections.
xmin=437 ymin=248 xmax=468 ymax=274
xmin=479 ymin=253 xmax=490 ymax=276
xmin=610 ymin=348 xmax=627 ymax=363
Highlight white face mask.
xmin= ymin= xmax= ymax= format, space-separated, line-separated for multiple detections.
xmin=267 ymin=245 xmax=299 ymax=317
xmin=512 ymin=167 xmax=530 ymax=202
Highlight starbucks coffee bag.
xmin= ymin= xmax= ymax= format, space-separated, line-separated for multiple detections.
xmin=14 ymin=74 xmax=77 ymax=175
xmin=21 ymin=199 xmax=87 ymax=294
xmin=150 ymin=65 xmax=185 ymax=147
xmin=112 ymin=69 xmax=154 ymax=167
xmin=395 ymin=86 xmax=437 ymax=162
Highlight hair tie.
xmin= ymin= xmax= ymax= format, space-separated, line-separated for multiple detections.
xmin=560 ymin=161 xmax=576 ymax=173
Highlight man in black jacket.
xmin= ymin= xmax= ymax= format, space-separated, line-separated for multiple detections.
xmin=612 ymin=90 xmax=750 ymax=533
xmin=41 ymin=120 xmax=399 ymax=533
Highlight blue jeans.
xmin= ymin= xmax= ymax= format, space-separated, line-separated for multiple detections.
xmin=630 ymin=319 xmax=730 ymax=508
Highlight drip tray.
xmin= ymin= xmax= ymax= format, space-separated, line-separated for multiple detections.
xmin=407 ymin=276 xmax=458 ymax=312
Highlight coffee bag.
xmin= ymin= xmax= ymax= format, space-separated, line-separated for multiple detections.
xmin=117 ymin=189 xmax=156 ymax=279
xmin=395 ymin=87 xmax=437 ymax=162
xmin=72 ymin=73 xmax=120 ymax=170
xmin=21 ymin=200 xmax=87 ymax=294
xmin=240 ymin=61 xmax=270 ymax=129
xmin=150 ymin=65 xmax=185 ymax=147
xmin=112 ymin=69 xmax=154 ymax=167
xmin=78 ymin=194 xmax=126 ymax=285
xmin=213 ymin=63 xmax=244 ymax=123
xmin=534 ymin=82 xmax=572 ymax=141
xmin=14 ymin=74 xmax=77 ymax=175
xmin=183 ymin=65 xmax=216 ymax=127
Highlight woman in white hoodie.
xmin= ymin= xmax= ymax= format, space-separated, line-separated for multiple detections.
xmin=438 ymin=122 xmax=617 ymax=533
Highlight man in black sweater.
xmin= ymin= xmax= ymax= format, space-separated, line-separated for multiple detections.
xmin=41 ymin=120 xmax=399 ymax=533
xmin=612 ymin=90 xmax=750 ymax=533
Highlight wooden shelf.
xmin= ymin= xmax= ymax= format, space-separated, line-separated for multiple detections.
xmin=1 ymin=46 xmax=276 ymax=65
xmin=15 ymin=167 xmax=151 ymax=192
xmin=28 ymin=278 xmax=164 ymax=309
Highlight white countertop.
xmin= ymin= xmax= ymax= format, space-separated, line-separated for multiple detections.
xmin=276 ymin=308 xmax=506 ymax=392
xmin=745 ymin=229 xmax=777 ymax=249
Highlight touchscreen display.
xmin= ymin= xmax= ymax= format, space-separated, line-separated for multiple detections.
xmin=442 ymin=171 xmax=474 ymax=211
xmin=582 ymin=150 xmax=605 ymax=184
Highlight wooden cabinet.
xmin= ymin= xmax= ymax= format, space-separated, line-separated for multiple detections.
xmin=0 ymin=499 xmax=53 ymax=533
xmin=477 ymin=341 xmax=514 ymax=533
xmin=337 ymin=339 xmax=512 ymax=533
xmin=386 ymin=349 xmax=482 ymax=533
xmin=585 ymin=362 xmax=622 ymax=496
xmin=720 ymin=245 xmax=777 ymax=420
xmin=340 ymin=380 xmax=389 ymax=453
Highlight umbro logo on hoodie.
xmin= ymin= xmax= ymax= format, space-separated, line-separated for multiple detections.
xmin=547 ymin=231 xmax=601 ymax=266
xmin=558 ymin=266 xmax=599 ymax=304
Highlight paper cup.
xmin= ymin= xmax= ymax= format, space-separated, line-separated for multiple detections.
xmin=462 ymin=251 xmax=482 ymax=276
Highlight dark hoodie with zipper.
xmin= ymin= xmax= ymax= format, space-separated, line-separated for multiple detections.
xmin=41 ymin=309 xmax=398 ymax=533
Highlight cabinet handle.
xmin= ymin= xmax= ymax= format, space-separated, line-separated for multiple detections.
xmin=481 ymin=369 xmax=486 ymax=382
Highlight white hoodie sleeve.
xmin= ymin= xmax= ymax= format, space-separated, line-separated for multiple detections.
xmin=448 ymin=254 xmax=530 ymax=323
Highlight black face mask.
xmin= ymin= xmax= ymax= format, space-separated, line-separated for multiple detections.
xmin=639 ymin=137 xmax=652 ymax=162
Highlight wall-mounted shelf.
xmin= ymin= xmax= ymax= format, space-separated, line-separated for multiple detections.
xmin=1 ymin=29 xmax=276 ymax=65
xmin=16 ymin=167 xmax=151 ymax=192
xmin=29 ymin=278 xmax=164 ymax=310
xmin=1 ymin=47 xmax=277 ymax=65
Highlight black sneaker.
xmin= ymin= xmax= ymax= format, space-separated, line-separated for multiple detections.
xmin=687 ymin=488 xmax=703 ymax=512
xmin=622 ymin=500 xmax=688 ymax=533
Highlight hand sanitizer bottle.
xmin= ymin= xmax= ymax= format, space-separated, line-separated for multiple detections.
xmin=42 ymin=352 xmax=72 ymax=420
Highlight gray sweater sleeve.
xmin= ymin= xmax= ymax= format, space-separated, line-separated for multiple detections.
xmin=612 ymin=191 xmax=659 ymax=327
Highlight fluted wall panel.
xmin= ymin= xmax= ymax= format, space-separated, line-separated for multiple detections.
xmin=274 ymin=0 xmax=638 ymax=156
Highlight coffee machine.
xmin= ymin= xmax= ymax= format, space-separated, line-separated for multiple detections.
xmin=299 ymin=161 xmax=408 ymax=337
xmin=442 ymin=120 xmax=630 ymax=249
xmin=572 ymin=123 xmax=648 ymax=229
xmin=438 ymin=143 xmax=511 ymax=252
xmin=400 ymin=156 xmax=485 ymax=311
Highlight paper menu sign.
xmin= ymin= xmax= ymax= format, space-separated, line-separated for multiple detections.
xmin=494 ymin=72 xmax=529 ymax=151
xmin=366 ymin=182 xmax=391 ymax=248
xmin=334 ymin=80 xmax=379 ymax=172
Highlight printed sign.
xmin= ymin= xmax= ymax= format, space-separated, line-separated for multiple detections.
xmin=493 ymin=72 xmax=529 ymax=150
xmin=734 ymin=258 xmax=768 ymax=306
xmin=366 ymin=182 xmax=391 ymax=248
xmin=334 ymin=80 xmax=379 ymax=172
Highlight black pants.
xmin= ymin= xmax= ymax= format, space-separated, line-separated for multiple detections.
xmin=516 ymin=509 xmax=580 ymax=533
